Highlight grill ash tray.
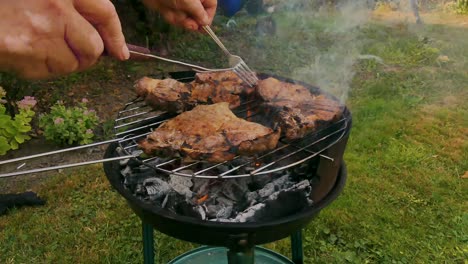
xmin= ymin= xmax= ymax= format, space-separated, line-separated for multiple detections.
xmin=103 ymin=72 xmax=352 ymax=246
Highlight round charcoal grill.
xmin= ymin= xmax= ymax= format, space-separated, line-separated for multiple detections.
xmin=0 ymin=71 xmax=352 ymax=263
xmin=103 ymin=71 xmax=352 ymax=263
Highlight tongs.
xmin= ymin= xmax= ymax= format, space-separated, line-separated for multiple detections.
xmin=126 ymin=44 xmax=232 ymax=73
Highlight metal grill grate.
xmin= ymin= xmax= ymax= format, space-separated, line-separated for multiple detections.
xmin=114 ymin=97 xmax=349 ymax=179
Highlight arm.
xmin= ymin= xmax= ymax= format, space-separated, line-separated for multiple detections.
xmin=0 ymin=0 xmax=129 ymax=79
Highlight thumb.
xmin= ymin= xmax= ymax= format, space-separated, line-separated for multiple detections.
xmin=73 ymin=0 xmax=129 ymax=60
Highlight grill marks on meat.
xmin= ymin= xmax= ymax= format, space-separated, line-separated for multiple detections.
xmin=135 ymin=72 xmax=253 ymax=113
xmin=257 ymin=77 xmax=343 ymax=140
xmin=138 ymin=103 xmax=281 ymax=163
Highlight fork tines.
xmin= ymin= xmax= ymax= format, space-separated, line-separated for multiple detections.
xmin=233 ymin=60 xmax=259 ymax=87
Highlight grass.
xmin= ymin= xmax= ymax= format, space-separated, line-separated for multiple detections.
xmin=1 ymin=9 xmax=467 ymax=264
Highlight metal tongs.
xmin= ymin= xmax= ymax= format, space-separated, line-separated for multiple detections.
xmin=126 ymin=44 xmax=232 ymax=73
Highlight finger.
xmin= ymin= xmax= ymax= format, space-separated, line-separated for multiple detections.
xmin=159 ymin=8 xmax=193 ymax=29
xmin=177 ymin=0 xmax=210 ymax=25
xmin=65 ymin=11 xmax=104 ymax=71
xmin=182 ymin=18 xmax=201 ymax=31
xmin=201 ymin=0 xmax=217 ymax=24
xmin=73 ymin=0 xmax=129 ymax=60
xmin=43 ymin=38 xmax=79 ymax=76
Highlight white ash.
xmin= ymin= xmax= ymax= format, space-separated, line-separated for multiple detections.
xmin=143 ymin=178 xmax=171 ymax=200
xmin=169 ymin=173 xmax=194 ymax=198
xmin=121 ymin=159 xmax=315 ymax=222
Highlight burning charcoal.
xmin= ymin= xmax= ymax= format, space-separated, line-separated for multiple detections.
xmin=143 ymin=178 xmax=171 ymax=200
xmin=169 ymin=174 xmax=193 ymax=199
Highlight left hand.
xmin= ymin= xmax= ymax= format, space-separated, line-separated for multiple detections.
xmin=143 ymin=0 xmax=217 ymax=31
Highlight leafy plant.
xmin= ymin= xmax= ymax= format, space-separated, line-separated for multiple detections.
xmin=39 ymin=99 xmax=99 ymax=146
xmin=0 ymin=87 xmax=36 ymax=155
xmin=456 ymin=0 xmax=468 ymax=13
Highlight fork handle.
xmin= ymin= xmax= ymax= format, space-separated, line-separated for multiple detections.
xmin=202 ymin=26 xmax=232 ymax=56
xmin=125 ymin=44 xmax=232 ymax=72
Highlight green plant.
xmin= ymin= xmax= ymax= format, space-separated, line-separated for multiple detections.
xmin=456 ymin=0 xmax=468 ymax=13
xmin=0 ymin=87 xmax=36 ymax=155
xmin=39 ymin=99 xmax=99 ymax=146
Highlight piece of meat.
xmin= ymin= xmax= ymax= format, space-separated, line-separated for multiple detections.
xmin=257 ymin=77 xmax=343 ymax=139
xmin=138 ymin=102 xmax=281 ymax=163
xmin=134 ymin=77 xmax=191 ymax=112
xmin=134 ymin=72 xmax=255 ymax=112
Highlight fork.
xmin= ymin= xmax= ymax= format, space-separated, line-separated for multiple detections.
xmin=202 ymin=26 xmax=259 ymax=87
xmin=126 ymin=44 xmax=233 ymax=73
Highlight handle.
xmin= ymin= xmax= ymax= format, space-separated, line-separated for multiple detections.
xmin=202 ymin=26 xmax=232 ymax=56
xmin=125 ymin=44 xmax=233 ymax=72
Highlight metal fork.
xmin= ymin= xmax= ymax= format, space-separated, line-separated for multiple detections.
xmin=126 ymin=44 xmax=233 ymax=73
xmin=202 ymin=26 xmax=259 ymax=87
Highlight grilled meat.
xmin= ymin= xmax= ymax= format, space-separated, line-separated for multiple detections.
xmin=257 ymin=77 xmax=343 ymax=139
xmin=135 ymin=72 xmax=254 ymax=112
xmin=139 ymin=102 xmax=281 ymax=163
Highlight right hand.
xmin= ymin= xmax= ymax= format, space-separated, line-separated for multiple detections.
xmin=0 ymin=0 xmax=129 ymax=79
xmin=143 ymin=0 xmax=217 ymax=30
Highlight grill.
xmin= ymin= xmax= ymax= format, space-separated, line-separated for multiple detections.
xmin=0 ymin=71 xmax=352 ymax=263
xmin=104 ymin=71 xmax=352 ymax=264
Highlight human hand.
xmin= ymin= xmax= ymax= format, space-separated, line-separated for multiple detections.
xmin=0 ymin=0 xmax=129 ymax=79
xmin=143 ymin=0 xmax=217 ymax=30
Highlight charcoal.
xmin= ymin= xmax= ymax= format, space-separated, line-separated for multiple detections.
xmin=233 ymin=203 xmax=266 ymax=222
xmin=258 ymin=174 xmax=291 ymax=198
xmin=169 ymin=174 xmax=193 ymax=198
xmin=221 ymin=179 xmax=249 ymax=201
xmin=245 ymin=192 xmax=259 ymax=205
xmin=163 ymin=193 xmax=186 ymax=211
xmin=120 ymin=158 xmax=130 ymax=166
xmin=248 ymin=174 xmax=274 ymax=190
xmin=176 ymin=202 xmax=206 ymax=220
xmin=143 ymin=178 xmax=171 ymax=200
xmin=205 ymin=204 xmax=233 ymax=219
xmin=192 ymin=179 xmax=211 ymax=195
xmin=216 ymin=196 xmax=236 ymax=207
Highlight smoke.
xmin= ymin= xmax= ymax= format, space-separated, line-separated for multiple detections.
xmin=286 ymin=0 xmax=372 ymax=103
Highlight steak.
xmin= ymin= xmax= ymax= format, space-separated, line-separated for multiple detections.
xmin=134 ymin=72 xmax=254 ymax=113
xmin=138 ymin=102 xmax=281 ymax=163
xmin=257 ymin=77 xmax=343 ymax=140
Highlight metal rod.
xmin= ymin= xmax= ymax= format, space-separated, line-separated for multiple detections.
xmin=129 ymin=50 xmax=233 ymax=72
xmin=0 ymin=155 xmax=134 ymax=178
xmin=0 ymin=138 xmax=121 ymax=166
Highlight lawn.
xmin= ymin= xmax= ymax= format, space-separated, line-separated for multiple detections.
xmin=0 ymin=7 xmax=467 ymax=264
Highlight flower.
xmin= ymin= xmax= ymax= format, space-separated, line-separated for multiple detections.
xmin=54 ymin=117 xmax=64 ymax=124
xmin=17 ymin=96 xmax=37 ymax=110
xmin=0 ymin=86 xmax=6 ymax=98
xmin=81 ymin=98 xmax=89 ymax=103
xmin=86 ymin=129 xmax=93 ymax=134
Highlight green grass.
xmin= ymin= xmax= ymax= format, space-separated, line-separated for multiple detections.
xmin=1 ymin=10 xmax=467 ymax=263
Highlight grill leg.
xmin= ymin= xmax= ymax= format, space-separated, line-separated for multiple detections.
xmin=291 ymin=230 xmax=303 ymax=264
xmin=227 ymin=247 xmax=255 ymax=264
xmin=142 ymin=221 xmax=155 ymax=264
